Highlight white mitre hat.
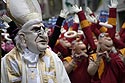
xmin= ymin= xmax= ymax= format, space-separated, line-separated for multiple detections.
xmin=6 ymin=0 xmax=42 ymax=25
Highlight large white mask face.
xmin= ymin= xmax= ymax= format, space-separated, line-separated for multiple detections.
xmin=99 ymin=33 xmax=113 ymax=51
xmin=22 ymin=23 xmax=48 ymax=54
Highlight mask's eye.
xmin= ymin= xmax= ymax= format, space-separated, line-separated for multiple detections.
xmin=31 ymin=27 xmax=41 ymax=33
xmin=99 ymin=33 xmax=105 ymax=38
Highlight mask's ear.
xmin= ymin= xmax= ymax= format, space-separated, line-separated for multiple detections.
xmin=19 ymin=33 xmax=27 ymax=48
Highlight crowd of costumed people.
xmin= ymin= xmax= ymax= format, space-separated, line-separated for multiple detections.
xmin=1 ymin=0 xmax=125 ymax=83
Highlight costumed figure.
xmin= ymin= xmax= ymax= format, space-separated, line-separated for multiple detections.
xmin=1 ymin=0 xmax=71 ymax=83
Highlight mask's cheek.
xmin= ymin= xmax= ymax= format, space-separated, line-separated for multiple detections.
xmin=24 ymin=36 xmax=38 ymax=53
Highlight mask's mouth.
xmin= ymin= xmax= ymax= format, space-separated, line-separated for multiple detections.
xmin=103 ymin=43 xmax=113 ymax=49
xmin=36 ymin=40 xmax=48 ymax=46
xmin=107 ymin=38 xmax=112 ymax=41
xmin=38 ymin=40 xmax=47 ymax=42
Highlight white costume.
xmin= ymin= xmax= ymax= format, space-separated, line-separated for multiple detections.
xmin=1 ymin=47 xmax=71 ymax=83
xmin=1 ymin=0 xmax=71 ymax=83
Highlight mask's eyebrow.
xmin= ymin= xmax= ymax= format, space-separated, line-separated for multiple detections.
xmin=40 ymin=22 xmax=46 ymax=30
xmin=41 ymin=26 xmax=45 ymax=30
xmin=32 ymin=23 xmax=45 ymax=29
xmin=31 ymin=26 xmax=41 ymax=31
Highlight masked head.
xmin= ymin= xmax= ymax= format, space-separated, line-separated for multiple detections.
xmin=59 ymin=37 xmax=71 ymax=48
xmin=72 ymin=39 xmax=86 ymax=53
xmin=17 ymin=19 xmax=48 ymax=54
xmin=98 ymin=33 xmax=113 ymax=51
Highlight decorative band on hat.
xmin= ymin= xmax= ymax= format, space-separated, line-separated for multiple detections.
xmin=21 ymin=19 xmax=42 ymax=31
xmin=17 ymin=13 xmax=42 ymax=25
xmin=64 ymin=31 xmax=77 ymax=43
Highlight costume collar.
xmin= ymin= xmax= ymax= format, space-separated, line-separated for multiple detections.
xmin=22 ymin=48 xmax=39 ymax=64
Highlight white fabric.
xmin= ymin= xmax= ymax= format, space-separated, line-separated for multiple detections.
xmin=22 ymin=48 xmax=71 ymax=83
xmin=26 ymin=64 xmax=40 ymax=83
xmin=6 ymin=0 xmax=42 ymax=24
xmin=1 ymin=56 xmax=9 ymax=83
xmin=42 ymin=56 xmax=50 ymax=68
xmin=99 ymin=22 xmax=113 ymax=28
xmin=1 ymin=48 xmax=71 ymax=83
xmin=64 ymin=31 xmax=77 ymax=38
xmin=22 ymin=48 xmax=39 ymax=64
xmin=73 ymin=14 xmax=79 ymax=23
xmin=85 ymin=7 xmax=93 ymax=14
xmin=48 ymin=48 xmax=71 ymax=83
xmin=59 ymin=9 xmax=69 ymax=18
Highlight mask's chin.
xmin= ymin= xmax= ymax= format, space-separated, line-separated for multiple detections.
xmin=26 ymin=44 xmax=45 ymax=54
xmin=101 ymin=44 xmax=113 ymax=52
xmin=27 ymin=47 xmax=40 ymax=54
xmin=37 ymin=46 xmax=47 ymax=52
xmin=37 ymin=44 xmax=48 ymax=52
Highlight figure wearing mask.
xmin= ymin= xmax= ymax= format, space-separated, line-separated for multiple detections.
xmin=1 ymin=0 xmax=71 ymax=83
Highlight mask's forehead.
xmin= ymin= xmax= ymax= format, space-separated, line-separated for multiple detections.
xmin=21 ymin=19 xmax=44 ymax=32
xmin=21 ymin=23 xmax=43 ymax=34
xmin=28 ymin=23 xmax=44 ymax=30
xmin=98 ymin=33 xmax=109 ymax=39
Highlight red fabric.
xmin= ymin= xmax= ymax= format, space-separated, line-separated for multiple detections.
xmin=69 ymin=58 xmax=91 ymax=83
xmin=53 ymin=43 xmax=71 ymax=58
xmin=91 ymin=72 xmax=101 ymax=83
xmin=77 ymin=11 xmax=97 ymax=50
xmin=82 ymin=27 xmax=97 ymax=50
xmin=91 ymin=23 xmax=101 ymax=37
xmin=119 ymin=28 xmax=125 ymax=43
xmin=107 ymin=8 xmax=116 ymax=39
xmin=96 ymin=21 xmax=103 ymax=30
xmin=107 ymin=26 xmax=116 ymax=39
xmin=66 ymin=37 xmax=76 ymax=43
xmin=78 ymin=34 xmax=84 ymax=40
xmin=63 ymin=21 xmax=69 ymax=31
xmin=120 ymin=33 xmax=125 ymax=43
xmin=77 ymin=11 xmax=86 ymax=21
xmin=119 ymin=28 xmax=125 ymax=36
xmin=91 ymin=53 xmax=125 ymax=83
xmin=101 ymin=53 xmax=125 ymax=83
xmin=59 ymin=33 xmax=65 ymax=39
xmin=108 ymin=8 xmax=116 ymax=18
xmin=72 ymin=23 xmax=79 ymax=31
xmin=113 ymin=38 xmax=125 ymax=49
